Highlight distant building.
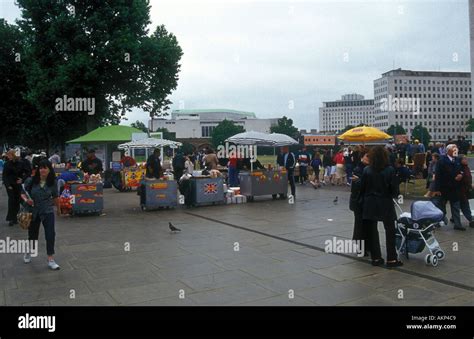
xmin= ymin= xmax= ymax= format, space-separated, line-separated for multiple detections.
xmin=373 ymin=68 xmax=472 ymax=141
xmin=319 ymin=94 xmax=375 ymax=133
xmin=149 ymin=109 xmax=278 ymax=139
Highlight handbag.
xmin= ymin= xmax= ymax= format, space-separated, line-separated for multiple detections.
xmin=17 ymin=183 xmax=33 ymax=230
xmin=17 ymin=204 xmax=32 ymax=230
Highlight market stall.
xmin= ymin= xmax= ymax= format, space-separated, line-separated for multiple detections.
xmin=140 ymin=179 xmax=178 ymax=211
xmin=114 ymin=138 xmax=182 ymax=192
xmin=225 ymin=131 xmax=299 ymax=201
xmin=189 ymin=176 xmax=225 ymax=207
xmin=59 ymin=175 xmax=104 ymax=216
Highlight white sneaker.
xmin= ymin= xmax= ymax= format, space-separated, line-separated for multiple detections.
xmin=23 ymin=253 xmax=31 ymax=264
xmin=48 ymin=260 xmax=60 ymax=270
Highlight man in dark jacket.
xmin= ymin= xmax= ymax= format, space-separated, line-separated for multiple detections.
xmin=432 ymin=144 xmax=465 ymax=230
xmin=281 ymin=146 xmax=296 ymax=198
xmin=3 ymin=150 xmax=23 ymax=226
xmin=146 ymin=149 xmax=163 ymax=179
xmin=172 ymin=150 xmax=185 ymax=182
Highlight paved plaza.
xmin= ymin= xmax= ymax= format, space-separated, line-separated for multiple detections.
xmin=0 ymin=184 xmax=473 ymax=306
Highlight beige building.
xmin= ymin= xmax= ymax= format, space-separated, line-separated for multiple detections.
xmin=373 ymin=69 xmax=472 ymax=141
xmin=319 ymin=94 xmax=374 ymax=133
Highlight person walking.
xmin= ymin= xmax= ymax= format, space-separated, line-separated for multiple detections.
xmin=282 ymin=146 xmax=296 ymax=198
xmin=344 ymin=147 xmax=354 ymax=186
xmin=3 ymin=150 xmax=23 ymax=226
xmin=432 ymin=144 xmax=467 ymax=230
xmin=350 ymin=150 xmax=369 ymax=256
xmin=458 ymin=155 xmax=474 ymax=227
xmin=333 ymin=149 xmax=345 ymax=186
xmin=21 ymin=159 xmax=61 ymax=270
xmin=297 ymin=147 xmax=311 ymax=185
xmin=310 ymin=151 xmax=322 ymax=188
xmin=360 ymin=146 xmax=402 ymax=267
xmin=322 ymin=149 xmax=333 ymax=185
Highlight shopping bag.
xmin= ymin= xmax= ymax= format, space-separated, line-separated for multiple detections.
xmin=17 ymin=204 xmax=32 ymax=230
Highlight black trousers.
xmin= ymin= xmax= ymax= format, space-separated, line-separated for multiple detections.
xmin=287 ymin=168 xmax=296 ymax=196
xmin=299 ymin=166 xmax=307 ymax=183
xmin=5 ymin=184 xmax=21 ymax=222
xmin=29 ymin=213 xmax=56 ymax=256
xmin=364 ymin=219 xmax=397 ymax=262
xmin=352 ymin=210 xmax=367 ymax=241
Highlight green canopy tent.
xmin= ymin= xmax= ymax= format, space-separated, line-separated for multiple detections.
xmin=67 ymin=125 xmax=144 ymax=169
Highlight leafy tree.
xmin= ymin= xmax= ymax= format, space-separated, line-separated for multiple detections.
xmin=411 ymin=124 xmax=431 ymax=147
xmin=466 ymin=118 xmax=474 ymax=132
xmin=387 ymin=124 xmax=407 ymax=136
xmin=153 ymin=127 xmax=176 ymax=141
xmin=13 ymin=0 xmax=182 ymax=149
xmin=130 ymin=120 xmax=149 ymax=134
xmin=0 ymin=19 xmax=40 ymax=147
xmin=181 ymin=142 xmax=195 ymax=155
xmin=270 ymin=116 xmax=300 ymax=141
xmin=211 ymin=119 xmax=244 ymax=148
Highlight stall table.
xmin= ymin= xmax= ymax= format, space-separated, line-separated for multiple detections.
xmin=190 ymin=177 xmax=225 ymax=207
xmin=70 ymin=183 xmax=104 ymax=215
xmin=140 ymin=180 xmax=178 ymax=211
xmin=239 ymin=169 xmax=288 ymax=201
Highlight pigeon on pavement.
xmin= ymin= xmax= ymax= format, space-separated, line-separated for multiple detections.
xmin=169 ymin=222 xmax=181 ymax=233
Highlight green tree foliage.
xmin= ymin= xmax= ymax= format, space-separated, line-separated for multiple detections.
xmin=411 ymin=124 xmax=431 ymax=147
xmin=466 ymin=118 xmax=474 ymax=132
xmin=130 ymin=120 xmax=149 ymax=134
xmin=6 ymin=0 xmax=182 ymax=149
xmin=387 ymin=124 xmax=407 ymax=136
xmin=153 ymin=127 xmax=176 ymax=141
xmin=211 ymin=119 xmax=245 ymax=148
xmin=270 ymin=116 xmax=300 ymax=141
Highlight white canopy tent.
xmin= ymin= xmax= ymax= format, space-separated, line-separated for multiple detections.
xmin=118 ymin=138 xmax=183 ymax=160
xmin=225 ymin=131 xmax=299 ymax=171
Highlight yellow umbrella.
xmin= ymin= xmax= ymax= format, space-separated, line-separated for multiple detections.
xmin=338 ymin=126 xmax=391 ymax=142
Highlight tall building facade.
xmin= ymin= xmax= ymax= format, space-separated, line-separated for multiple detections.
xmin=150 ymin=109 xmax=278 ymax=138
xmin=470 ymin=0 xmax=474 ymax=120
xmin=319 ymin=94 xmax=374 ymax=133
xmin=373 ymin=69 xmax=472 ymax=141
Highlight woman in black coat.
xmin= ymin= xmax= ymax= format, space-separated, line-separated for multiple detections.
xmin=350 ymin=150 xmax=369 ymax=255
xmin=360 ymin=146 xmax=402 ymax=267
xmin=3 ymin=150 xmax=23 ymax=226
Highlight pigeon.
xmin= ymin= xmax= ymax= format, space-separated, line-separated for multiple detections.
xmin=333 ymin=196 xmax=338 ymax=205
xmin=169 ymin=222 xmax=181 ymax=233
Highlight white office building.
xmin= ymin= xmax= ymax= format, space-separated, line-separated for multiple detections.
xmin=373 ymin=69 xmax=472 ymax=141
xmin=149 ymin=109 xmax=279 ymax=138
xmin=319 ymin=94 xmax=375 ymax=133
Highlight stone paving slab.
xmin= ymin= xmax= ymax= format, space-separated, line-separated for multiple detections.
xmin=0 ymin=184 xmax=472 ymax=306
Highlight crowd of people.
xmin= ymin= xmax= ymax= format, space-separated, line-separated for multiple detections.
xmin=2 ymin=136 xmax=472 ymax=271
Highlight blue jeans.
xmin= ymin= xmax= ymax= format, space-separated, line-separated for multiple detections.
xmin=228 ymin=166 xmax=239 ymax=187
xmin=29 ymin=213 xmax=56 ymax=256
xmin=431 ymin=196 xmax=462 ymax=229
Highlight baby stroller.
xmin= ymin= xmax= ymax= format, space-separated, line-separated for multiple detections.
xmin=394 ymin=200 xmax=446 ymax=267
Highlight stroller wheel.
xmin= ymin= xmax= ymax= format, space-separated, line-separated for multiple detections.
xmin=435 ymin=250 xmax=445 ymax=261
xmin=431 ymin=255 xmax=439 ymax=267
xmin=425 ymin=254 xmax=432 ymax=265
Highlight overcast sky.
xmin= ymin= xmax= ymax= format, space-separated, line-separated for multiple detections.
xmin=1 ymin=0 xmax=471 ymax=130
